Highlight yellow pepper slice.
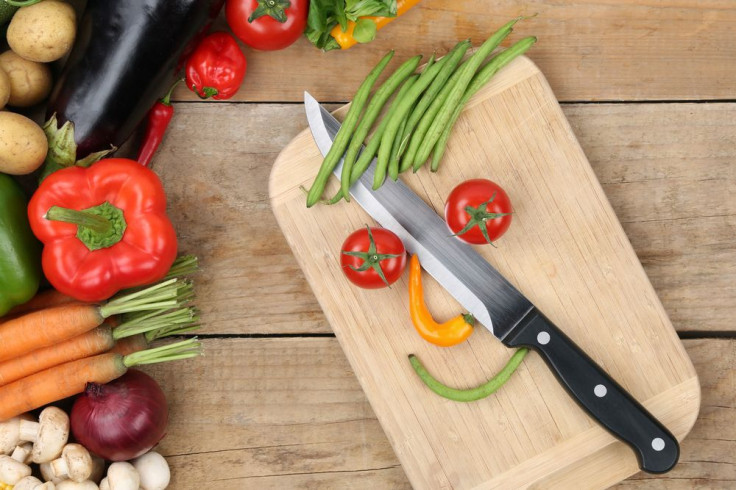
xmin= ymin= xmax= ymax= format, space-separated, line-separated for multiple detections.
xmin=409 ymin=254 xmax=474 ymax=347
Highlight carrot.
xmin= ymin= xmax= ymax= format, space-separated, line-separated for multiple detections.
xmin=0 ymin=323 xmax=115 ymax=386
xmin=5 ymin=289 xmax=80 ymax=317
xmin=0 ymin=338 xmax=202 ymax=421
xmin=0 ymin=278 xmax=192 ymax=363
xmin=110 ymin=335 xmax=149 ymax=356
xmin=0 ymin=306 xmax=198 ymax=386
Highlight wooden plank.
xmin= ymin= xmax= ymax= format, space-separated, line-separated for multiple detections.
xmin=169 ymin=0 xmax=736 ymax=103
xmin=145 ymin=337 xmax=733 ymax=488
xmin=154 ymin=102 xmax=735 ymax=335
xmin=269 ymin=56 xmax=698 ymax=488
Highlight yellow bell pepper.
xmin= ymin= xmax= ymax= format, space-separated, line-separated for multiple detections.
xmin=330 ymin=0 xmax=422 ymax=50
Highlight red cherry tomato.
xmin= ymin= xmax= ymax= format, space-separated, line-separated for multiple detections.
xmin=225 ymin=0 xmax=308 ymax=51
xmin=444 ymin=179 xmax=513 ymax=245
xmin=340 ymin=227 xmax=407 ymax=289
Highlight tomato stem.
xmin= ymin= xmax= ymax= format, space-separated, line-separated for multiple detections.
xmin=248 ymin=0 xmax=290 ymax=23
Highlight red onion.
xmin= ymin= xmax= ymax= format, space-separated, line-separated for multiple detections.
xmin=70 ymin=369 xmax=169 ymax=461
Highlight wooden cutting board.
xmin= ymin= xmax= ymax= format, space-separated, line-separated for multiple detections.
xmin=268 ymin=56 xmax=700 ymax=489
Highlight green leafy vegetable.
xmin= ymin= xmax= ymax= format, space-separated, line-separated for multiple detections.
xmin=353 ymin=18 xmax=377 ymax=43
xmin=305 ymin=0 xmax=396 ymax=50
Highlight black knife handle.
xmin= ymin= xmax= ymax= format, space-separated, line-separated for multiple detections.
xmin=504 ymin=308 xmax=679 ymax=474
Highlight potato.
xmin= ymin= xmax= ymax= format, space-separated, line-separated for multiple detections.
xmin=7 ymin=1 xmax=77 ymax=63
xmin=0 ymin=112 xmax=48 ymax=175
xmin=0 ymin=51 xmax=52 ymax=107
xmin=0 ymin=70 xmax=10 ymax=110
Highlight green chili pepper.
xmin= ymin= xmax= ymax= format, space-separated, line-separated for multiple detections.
xmin=306 ymin=50 xmax=395 ymax=208
xmin=409 ymin=348 xmax=528 ymax=402
xmin=0 ymin=174 xmax=42 ymax=316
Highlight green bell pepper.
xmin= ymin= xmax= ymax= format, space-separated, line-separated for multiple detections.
xmin=0 ymin=174 xmax=41 ymax=316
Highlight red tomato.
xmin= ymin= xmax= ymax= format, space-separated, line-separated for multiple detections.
xmin=340 ymin=227 xmax=407 ymax=289
xmin=444 ymin=179 xmax=513 ymax=245
xmin=225 ymin=0 xmax=308 ymax=51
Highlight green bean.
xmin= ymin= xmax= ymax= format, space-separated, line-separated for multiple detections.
xmin=326 ymin=74 xmax=420 ymax=205
xmin=403 ymin=57 xmax=468 ymax=172
xmin=394 ymin=40 xmax=471 ymax=173
xmin=387 ymin=107 xmax=410 ymax=180
xmin=368 ymin=53 xmax=443 ymax=190
xmin=340 ymin=54 xmax=422 ymax=201
xmin=409 ymin=348 xmax=528 ymax=402
xmin=373 ymin=46 xmax=461 ymax=185
xmin=305 ymin=50 xmax=394 ymax=207
xmin=431 ymin=36 xmax=537 ymax=171
xmin=413 ymin=18 xmax=522 ymax=168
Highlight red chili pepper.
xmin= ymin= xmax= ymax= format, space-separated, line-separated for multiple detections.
xmin=137 ymin=79 xmax=183 ymax=168
xmin=27 ymin=158 xmax=178 ymax=302
xmin=185 ymin=31 xmax=247 ymax=100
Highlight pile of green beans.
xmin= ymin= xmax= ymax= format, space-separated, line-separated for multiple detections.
xmin=305 ymin=19 xmax=537 ymax=207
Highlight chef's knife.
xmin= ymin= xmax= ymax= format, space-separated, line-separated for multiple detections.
xmin=304 ymin=91 xmax=679 ymax=474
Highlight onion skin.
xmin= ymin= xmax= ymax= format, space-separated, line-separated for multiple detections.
xmin=70 ymin=369 xmax=169 ymax=462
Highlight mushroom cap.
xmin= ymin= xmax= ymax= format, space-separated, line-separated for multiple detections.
xmin=98 ymin=478 xmax=109 ymax=490
xmin=56 ymin=481 xmax=98 ymax=490
xmin=133 ymin=451 xmax=170 ymax=490
xmin=56 ymin=444 xmax=92 ymax=482
xmin=32 ymin=408 xmax=70 ymax=464
xmin=0 ymin=454 xmax=32 ymax=484
xmin=105 ymin=462 xmax=139 ymax=490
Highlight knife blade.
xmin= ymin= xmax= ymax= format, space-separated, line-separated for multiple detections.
xmin=304 ymin=91 xmax=680 ymax=474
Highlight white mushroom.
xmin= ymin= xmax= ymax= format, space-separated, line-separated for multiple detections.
xmin=14 ymin=475 xmax=56 ymax=490
xmin=0 ymin=414 xmax=33 ymax=454
xmin=104 ymin=462 xmax=139 ymax=490
xmin=10 ymin=442 xmax=34 ymax=464
xmin=56 ymin=481 xmax=98 ymax=490
xmin=40 ymin=462 xmax=66 ymax=484
xmin=98 ymin=478 xmax=108 ymax=490
xmin=0 ymin=454 xmax=31 ymax=484
xmin=50 ymin=444 xmax=93 ymax=483
xmin=133 ymin=451 xmax=170 ymax=490
xmin=88 ymin=454 xmax=105 ymax=484
xmin=18 ymin=407 xmax=69 ymax=463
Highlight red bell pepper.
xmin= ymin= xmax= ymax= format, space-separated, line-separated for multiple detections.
xmin=27 ymin=158 xmax=178 ymax=302
xmin=185 ymin=31 xmax=247 ymax=100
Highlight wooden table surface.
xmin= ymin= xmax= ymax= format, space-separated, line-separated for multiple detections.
xmin=145 ymin=1 xmax=735 ymax=487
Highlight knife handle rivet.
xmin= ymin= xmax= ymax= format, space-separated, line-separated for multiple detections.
xmin=652 ymin=438 xmax=665 ymax=451
xmin=536 ymin=331 xmax=551 ymax=345
xmin=594 ymin=384 xmax=607 ymax=397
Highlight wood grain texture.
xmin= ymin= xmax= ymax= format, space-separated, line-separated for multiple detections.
xmin=142 ymin=338 xmax=733 ymax=489
xmin=170 ymin=0 xmax=736 ymax=103
xmin=154 ymin=102 xmax=735 ymax=335
xmin=268 ymin=56 xmax=699 ymax=488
